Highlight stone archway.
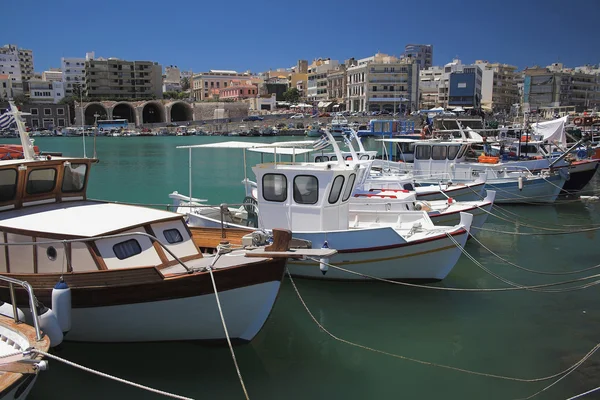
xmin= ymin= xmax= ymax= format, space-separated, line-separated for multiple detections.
xmin=112 ymin=102 xmax=136 ymax=124
xmin=141 ymin=101 xmax=166 ymax=124
xmin=84 ymin=103 xmax=108 ymax=126
xmin=169 ymin=102 xmax=193 ymax=122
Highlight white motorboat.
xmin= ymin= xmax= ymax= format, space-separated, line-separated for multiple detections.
xmin=173 ymin=134 xmax=473 ymax=281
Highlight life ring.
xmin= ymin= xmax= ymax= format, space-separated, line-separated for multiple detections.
xmin=573 ymin=117 xmax=583 ymax=125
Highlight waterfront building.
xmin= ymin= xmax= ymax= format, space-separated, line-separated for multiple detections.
xmin=419 ymin=66 xmax=444 ymax=109
xmin=192 ymin=70 xmax=252 ymax=101
xmin=84 ymin=57 xmax=163 ymax=100
xmin=61 ymin=52 xmax=94 ymax=97
xmin=475 ymin=60 xmax=519 ymax=113
xmin=403 ymin=44 xmax=433 ymax=69
xmin=448 ymin=66 xmax=483 ymax=109
xmin=0 ymin=44 xmax=34 ymax=82
xmin=0 ymin=102 xmax=70 ymax=129
xmin=523 ymin=63 xmax=600 ymax=112
xmin=28 ymin=80 xmax=65 ymax=103
xmin=346 ymin=53 xmax=418 ymax=113
xmin=307 ymin=58 xmax=339 ymax=103
xmin=264 ymin=77 xmax=288 ymax=101
xmin=419 ymin=59 xmax=484 ymax=109
xmin=42 ymin=68 xmax=63 ymax=83
xmin=219 ymin=80 xmax=258 ymax=100
xmin=326 ymin=64 xmax=347 ymax=109
xmin=243 ymin=93 xmax=276 ymax=111
xmin=163 ymin=65 xmax=182 ymax=92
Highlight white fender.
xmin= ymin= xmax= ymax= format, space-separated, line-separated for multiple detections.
xmin=518 ymin=176 xmax=523 ymax=191
xmin=320 ymin=241 xmax=330 ymax=275
xmin=38 ymin=305 xmax=63 ymax=347
xmin=0 ymin=301 xmax=26 ymax=321
xmin=51 ymin=279 xmax=71 ymax=333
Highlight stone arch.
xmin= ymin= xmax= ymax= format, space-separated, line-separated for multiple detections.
xmin=141 ymin=101 xmax=166 ymax=124
xmin=168 ymin=101 xmax=193 ymax=122
xmin=112 ymin=102 xmax=136 ymax=124
xmin=84 ymin=103 xmax=108 ymax=126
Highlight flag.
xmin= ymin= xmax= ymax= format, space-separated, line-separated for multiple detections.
xmin=0 ymin=112 xmax=15 ymax=129
xmin=312 ymin=134 xmax=330 ymax=151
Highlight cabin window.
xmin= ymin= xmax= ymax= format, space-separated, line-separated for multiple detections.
xmin=342 ymin=173 xmax=356 ymax=201
xmin=163 ymin=228 xmax=183 ymax=244
xmin=0 ymin=169 xmax=18 ymax=202
xmin=345 ymin=156 xmax=353 ymax=160
xmin=415 ymin=145 xmax=431 ymax=160
xmin=456 ymin=145 xmax=468 ymax=159
xmin=447 ymin=146 xmax=460 ymax=160
xmin=328 ymin=175 xmax=345 ymax=204
xmin=360 ymin=155 xmax=370 ymax=160
xmin=431 ymin=146 xmax=447 ymax=160
xmin=403 ymin=183 xmax=415 ymax=191
xmin=293 ymin=175 xmax=319 ymax=205
xmin=62 ymin=163 xmax=87 ymax=192
xmin=330 ymin=156 xmax=338 ymax=161
xmin=26 ymin=168 xmax=57 ymax=195
xmin=113 ymin=239 xmax=142 ymax=260
xmin=263 ymin=174 xmax=287 ymax=202
xmin=315 ymin=156 xmax=329 ymax=162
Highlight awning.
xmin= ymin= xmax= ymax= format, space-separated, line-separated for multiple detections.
xmin=318 ymin=101 xmax=332 ymax=108
xmin=333 ymin=104 xmax=340 ymax=108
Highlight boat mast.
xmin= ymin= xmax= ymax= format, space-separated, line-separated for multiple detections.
xmin=9 ymin=101 xmax=35 ymax=160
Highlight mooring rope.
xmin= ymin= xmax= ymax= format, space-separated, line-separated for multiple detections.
xmin=566 ymin=385 xmax=600 ymax=400
xmin=207 ymin=251 xmax=250 ymax=400
xmin=468 ymin=234 xmax=600 ymax=276
xmin=286 ymin=268 xmax=600 ymax=383
xmin=306 ymin=256 xmax=600 ymax=293
xmin=29 ymin=349 xmax=194 ymax=400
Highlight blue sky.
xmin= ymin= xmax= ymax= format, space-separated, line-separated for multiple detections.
xmin=4 ymin=0 xmax=599 ymax=73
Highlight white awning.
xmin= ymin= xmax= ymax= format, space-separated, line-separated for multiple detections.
xmin=318 ymin=101 xmax=332 ymax=108
xmin=248 ymin=147 xmax=313 ymax=155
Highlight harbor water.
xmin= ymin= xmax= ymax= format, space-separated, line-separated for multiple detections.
xmin=11 ymin=136 xmax=599 ymax=400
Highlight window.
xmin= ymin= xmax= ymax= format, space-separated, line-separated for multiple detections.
xmin=415 ymin=145 xmax=432 ymax=160
xmin=58 ymin=118 xmax=65 ymax=127
xmin=30 ymin=108 xmax=38 ymax=115
xmin=359 ymin=155 xmax=370 ymax=160
xmin=330 ymin=156 xmax=338 ymax=161
xmin=447 ymin=146 xmax=460 ymax=160
xmin=263 ymin=174 xmax=287 ymax=202
xmin=456 ymin=145 xmax=468 ymax=159
xmin=431 ymin=146 xmax=447 ymax=160
xmin=62 ymin=163 xmax=87 ymax=192
xmin=163 ymin=228 xmax=183 ymax=244
xmin=31 ymin=119 xmax=39 ymax=127
xmin=57 ymin=108 xmax=64 ymax=115
xmin=314 ymin=156 xmax=329 ymax=162
xmin=26 ymin=168 xmax=57 ymax=194
xmin=0 ymin=169 xmax=18 ymax=202
xmin=342 ymin=173 xmax=356 ymax=201
xmin=293 ymin=175 xmax=318 ymax=205
xmin=328 ymin=175 xmax=345 ymax=204
xmin=113 ymin=239 xmax=142 ymax=260
xmin=44 ymin=108 xmax=51 ymax=115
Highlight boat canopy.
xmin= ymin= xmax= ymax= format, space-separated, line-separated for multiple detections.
xmin=177 ymin=140 xmax=316 ymax=150
xmin=375 ymin=138 xmax=418 ymax=143
xmin=248 ymin=147 xmax=313 ymax=155
xmin=530 ymin=116 xmax=567 ymax=148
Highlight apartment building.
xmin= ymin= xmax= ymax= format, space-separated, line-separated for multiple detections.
xmin=28 ymin=80 xmax=65 ymax=103
xmin=448 ymin=66 xmax=483 ymax=108
xmin=192 ymin=70 xmax=252 ymax=101
xmin=346 ymin=53 xmax=419 ymax=113
xmin=307 ymin=59 xmax=339 ymax=102
xmin=42 ymin=68 xmax=63 ymax=83
xmin=475 ymin=60 xmax=519 ymax=112
xmin=326 ymin=65 xmax=347 ymax=108
xmin=84 ymin=57 xmax=163 ymax=100
xmin=62 ymin=52 xmax=95 ymax=97
xmin=403 ymin=44 xmax=433 ymax=70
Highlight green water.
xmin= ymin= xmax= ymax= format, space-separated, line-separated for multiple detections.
xmin=5 ymin=137 xmax=599 ymax=400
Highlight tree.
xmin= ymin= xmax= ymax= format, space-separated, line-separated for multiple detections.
xmin=181 ymin=77 xmax=190 ymax=91
xmin=13 ymin=94 xmax=29 ymax=106
xmin=283 ymin=88 xmax=300 ymax=104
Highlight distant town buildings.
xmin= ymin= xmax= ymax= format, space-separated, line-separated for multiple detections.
xmin=192 ymin=70 xmax=253 ymax=101
xmin=307 ymin=58 xmax=339 ymax=103
xmin=403 ymin=44 xmax=433 ymax=70
xmin=0 ymin=44 xmax=34 ymax=97
xmin=84 ymin=58 xmax=163 ymax=100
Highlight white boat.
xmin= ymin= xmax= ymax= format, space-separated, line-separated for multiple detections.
xmin=173 ymin=135 xmax=473 ymax=281
xmin=0 ymin=102 xmax=331 ymax=344
xmin=0 ymin=276 xmax=50 ymax=400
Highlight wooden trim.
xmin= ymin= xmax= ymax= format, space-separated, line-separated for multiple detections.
xmin=145 ymin=225 xmax=169 ymax=265
xmin=32 ymin=237 xmax=37 ymax=274
xmin=0 ymin=258 xmax=286 ymax=308
xmin=161 ymin=253 xmax=203 ymax=269
xmin=87 ymin=242 xmax=108 ymax=271
xmin=338 ymin=229 xmax=468 ymax=254
xmin=3 ymin=232 xmax=9 ymax=273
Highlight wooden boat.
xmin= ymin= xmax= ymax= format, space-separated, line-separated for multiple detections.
xmin=0 ymin=102 xmax=333 ymax=344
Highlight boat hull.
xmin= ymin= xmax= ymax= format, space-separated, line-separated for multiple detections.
xmin=287 ymin=228 xmax=469 ymax=281
xmin=486 ymin=174 xmax=565 ymax=204
xmin=415 ymin=182 xmax=486 ymax=202
xmin=0 ymin=259 xmax=286 ymax=343
xmin=561 ymin=160 xmax=599 ymax=193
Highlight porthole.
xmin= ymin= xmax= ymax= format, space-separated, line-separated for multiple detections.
xmin=46 ymin=246 xmax=57 ymax=261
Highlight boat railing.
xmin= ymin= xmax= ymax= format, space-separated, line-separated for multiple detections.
xmin=0 ymin=274 xmax=43 ymax=341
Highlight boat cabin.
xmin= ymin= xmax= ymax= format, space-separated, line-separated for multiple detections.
xmin=0 ymin=156 xmax=202 ymax=275
xmin=252 ymin=161 xmax=360 ymax=231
